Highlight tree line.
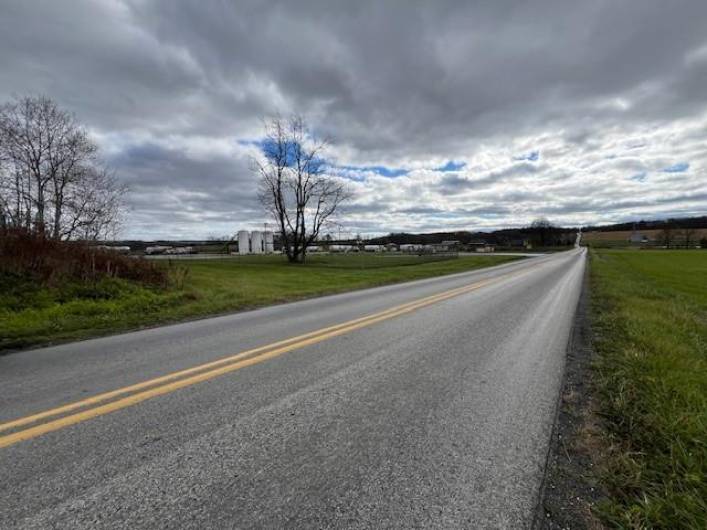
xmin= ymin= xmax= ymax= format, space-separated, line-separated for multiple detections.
xmin=368 ymin=219 xmax=576 ymax=248
xmin=657 ymin=224 xmax=704 ymax=249
xmin=582 ymin=215 xmax=707 ymax=232
xmin=0 ymin=95 xmax=126 ymax=240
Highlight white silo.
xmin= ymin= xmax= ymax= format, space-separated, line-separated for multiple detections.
xmin=237 ymin=230 xmax=250 ymax=255
xmin=250 ymin=230 xmax=263 ymax=254
xmin=263 ymin=231 xmax=274 ymax=253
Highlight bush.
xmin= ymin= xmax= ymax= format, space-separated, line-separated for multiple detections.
xmin=0 ymin=229 xmax=167 ymax=287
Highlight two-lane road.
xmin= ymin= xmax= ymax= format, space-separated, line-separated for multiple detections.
xmin=1 ymin=249 xmax=586 ymax=528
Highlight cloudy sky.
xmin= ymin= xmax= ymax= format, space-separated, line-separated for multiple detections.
xmin=2 ymin=1 xmax=706 ymax=239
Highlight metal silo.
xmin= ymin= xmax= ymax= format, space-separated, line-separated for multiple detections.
xmin=263 ymin=231 xmax=274 ymax=253
xmin=250 ymin=230 xmax=263 ymax=254
xmin=237 ymin=230 xmax=250 ymax=254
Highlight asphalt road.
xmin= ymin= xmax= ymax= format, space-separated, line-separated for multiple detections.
xmin=1 ymin=249 xmax=586 ymax=529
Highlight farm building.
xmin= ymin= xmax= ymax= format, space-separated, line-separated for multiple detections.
xmin=235 ymin=230 xmax=275 ymax=254
xmin=93 ymin=245 xmax=131 ymax=255
xmin=399 ymin=244 xmax=422 ymax=252
xmin=145 ymin=245 xmax=172 ymax=255
xmin=165 ymin=246 xmax=196 ymax=255
xmin=468 ymin=240 xmax=495 ymax=252
xmin=440 ymin=240 xmax=461 ymax=250
xmin=508 ymin=238 xmax=532 ymax=249
xmin=330 ymin=244 xmax=357 ymax=252
xmin=628 ymin=231 xmax=649 ymax=244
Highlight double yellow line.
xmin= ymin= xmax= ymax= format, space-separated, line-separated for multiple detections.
xmin=0 ymin=267 xmax=530 ymax=449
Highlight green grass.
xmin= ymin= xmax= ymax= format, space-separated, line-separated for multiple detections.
xmin=224 ymin=252 xmax=461 ymax=268
xmin=590 ymin=249 xmax=707 ymax=529
xmin=0 ymin=253 xmax=520 ymax=352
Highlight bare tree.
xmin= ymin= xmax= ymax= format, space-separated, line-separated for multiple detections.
xmin=681 ymin=226 xmax=697 ymax=249
xmin=659 ymin=225 xmax=674 ymax=248
xmin=529 ymin=217 xmax=554 ymax=247
xmin=0 ymin=95 xmax=125 ymax=240
xmin=61 ymin=166 xmax=126 ymax=240
xmin=253 ymin=115 xmax=348 ymax=263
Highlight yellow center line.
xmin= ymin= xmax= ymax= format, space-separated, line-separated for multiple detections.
xmin=0 ymin=264 xmax=537 ymax=449
xmin=0 ymin=280 xmax=479 ymax=434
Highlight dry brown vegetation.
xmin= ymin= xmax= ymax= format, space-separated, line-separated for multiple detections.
xmin=0 ymin=229 xmax=167 ymax=287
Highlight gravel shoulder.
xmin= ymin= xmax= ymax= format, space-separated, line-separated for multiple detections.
xmin=535 ymin=258 xmax=607 ymax=530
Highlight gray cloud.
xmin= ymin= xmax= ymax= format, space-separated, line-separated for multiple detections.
xmin=437 ymin=163 xmax=541 ymax=194
xmin=1 ymin=0 xmax=705 ymax=238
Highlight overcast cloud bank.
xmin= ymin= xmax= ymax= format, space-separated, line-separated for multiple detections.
xmin=2 ymin=0 xmax=705 ymax=238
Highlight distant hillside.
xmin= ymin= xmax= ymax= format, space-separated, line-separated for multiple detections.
xmin=110 ymin=216 xmax=707 ymax=247
xmin=365 ymin=215 xmax=707 ymax=249
xmin=369 ymin=226 xmax=576 ymax=248
xmin=582 ymin=228 xmax=707 ymax=244
xmin=581 ymin=215 xmax=707 ymax=232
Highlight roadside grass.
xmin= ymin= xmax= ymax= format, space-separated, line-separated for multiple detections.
xmin=0 ymin=253 xmax=520 ymax=352
xmin=590 ymin=249 xmax=707 ymax=528
xmin=223 ymin=252 xmax=460 ymax=269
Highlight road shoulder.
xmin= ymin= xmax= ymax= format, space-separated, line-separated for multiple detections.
xmin=535 ymin=256 xmax=607 ymax=529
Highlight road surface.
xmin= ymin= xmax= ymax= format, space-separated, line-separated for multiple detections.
xmin=1 ymin=249 xmax=586 ymax=529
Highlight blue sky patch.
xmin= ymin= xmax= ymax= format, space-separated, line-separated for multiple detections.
xmin=240 ymin=138 xmax=326 ymax=170
xmin=243 ymin=138 xmax=411 ymax=179
xmin=336 ymin=164 xmax=410 ymax=178
xmin=662 ymin=162 xmax=689 ymax=173
xmin=629 ymin=172 xmax=647 ymax=182
xmin=435 ymin=160 xmax=466 ymax=172
xmin=513 ymin=150 xmax=539 ymax=162
xmin=327 ymin=167 xmax=367 ymax=181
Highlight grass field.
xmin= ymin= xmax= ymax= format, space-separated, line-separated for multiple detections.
xmin=218 ymin=252 xmax=461 ymax=269
xmin=590 ymin=249 xmax=707 ymax=528
xmin=0 ymin=253 xmax=520 ymax=352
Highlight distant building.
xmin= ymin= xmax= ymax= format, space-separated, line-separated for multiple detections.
xmin=426 ymin=242 xmax=461 ymax=253
xmin=92 ymin=245 xmax=131 ymax=254
xmin=468 ymin=240 xmax=495 ymax=253
xmin=235 ymin=230 xmax=275 ymax=254
xmin=440 ymin=240 xmax=461 ymax=250
xmin=330 ymin=244 xmax=355 ymax=253
xmin=508 ymin=238 xmax=532 ymax=249
xmin=363 ymin=244 xmax=385 ymax=252
xmin=628 ymin=231 xmax=649 ymax=244
xmin=399 ymin=244 xmax=422 ymax=252
xmin=145 ymin=245 xmax=172 ymax=255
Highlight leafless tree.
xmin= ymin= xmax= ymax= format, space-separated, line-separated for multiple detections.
xmin=659 ymin=225 xmax=674 ymax=248
xmin=253 ymin=115 xmax=348 ymax=263
xmin=61 ymin=166 xmax=126 ymax=240
xmin=0 ymin=95 xmax=126 ymax=240
xmin=529 ymin=217 xmax=555 ymax=246
xmin=681 ymin=226 xmax=697 ymax=248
